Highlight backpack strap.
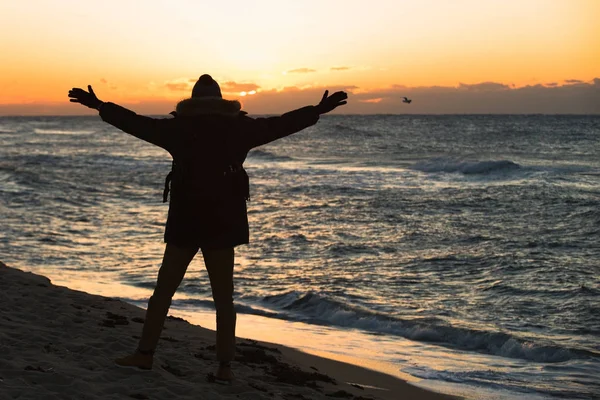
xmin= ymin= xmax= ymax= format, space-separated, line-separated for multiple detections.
xmin=163 ymin=160 xmax=175 ymax=203
xmin=225 ymin=163 xmax=250 ymax=201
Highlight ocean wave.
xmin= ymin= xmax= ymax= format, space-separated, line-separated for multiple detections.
xmin=332 ymin=123 xmax=355 ymax=131
xmin=402 ymin=365 xmax=596 ymax=400
xmin=325 ymin=243 xmax=380 ymax=256
xmin=170 ymin=298 xmax=283 ymax=320
xmin=0 ymin=124 xmax=17 ymax=134
xmin=22 ymin=154 xmax=65 ymax=165
xmin=331 ymin=123 xmax=371 ymax=134
xmin=411 ymin=158 xmax=521 ymax=175
xmin=479 ymin=281 xmax=598 ymax=298
xmin=247 ymin=149 xmax=295 ymax=162
xmin=256 ymin=290 xmax=599 ymax=363
xmin=34 ymin=128 xmax=94 ymax=135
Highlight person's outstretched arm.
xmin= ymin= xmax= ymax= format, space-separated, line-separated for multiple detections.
xmin=68 ymin=85 xmax=173 ymax=150
xmin=243 ymin=90 xmax=347 ymax=150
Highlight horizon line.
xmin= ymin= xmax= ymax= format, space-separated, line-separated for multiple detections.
xmin=2 ymin=113 xmax=599 ymax=117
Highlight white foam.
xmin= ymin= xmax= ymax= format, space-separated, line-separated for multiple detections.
xmin=34 ymin=128 xmax=94 ymax=135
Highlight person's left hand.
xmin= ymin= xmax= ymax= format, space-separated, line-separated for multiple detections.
xmin=316 ymin=90 xmax=348 ymax=115
xmin=68 ymin=85 xmax=103 ymax=109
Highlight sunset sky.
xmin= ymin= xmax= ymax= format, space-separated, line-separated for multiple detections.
xmin=0 ymin=0 xmax=598 ymax=114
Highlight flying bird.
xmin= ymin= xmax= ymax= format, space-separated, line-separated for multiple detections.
xmin=402 ymin=97 xmax=412 ymax=104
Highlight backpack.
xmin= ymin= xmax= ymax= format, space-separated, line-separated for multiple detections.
xmin=162 ymin=110 xmax=250 ymax=203
xmin=162 ymin=161 xmax=250 ymax=203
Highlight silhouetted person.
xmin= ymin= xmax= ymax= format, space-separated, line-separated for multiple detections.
xmin=68 ymin=75 xmax=347 ymax=383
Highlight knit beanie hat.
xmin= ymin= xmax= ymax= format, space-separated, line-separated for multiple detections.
xmin=191 ymin=74 xmax=222 ymax=98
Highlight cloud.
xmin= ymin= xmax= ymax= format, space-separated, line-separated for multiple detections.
xmin=2 ymin=80 xmax=598 ymax=116
xmin=359 ymin=98 xmax=383 ymax=103
xmin=331 ymin=66 xmax=351 ymax=71
xmin=286 ymin=68 xmax=317 ymax=74
xmin=98 ymin=78 xmax=116 ymax=90
xmin=165 ymin=83 xmax=189 ymax=91
xmin=237 ymin=85 xmax=356 ymax=114
xmin=281 ymin=86 xmax=302 ymax=92
xmin=565 ymin=79 xmax=583 ymax=84
xmin=165 ymin=78 xmax=193 ymax=91
xmin=221 ymin=81 xmax=261 ymax=93
xmin=342 ymin=80 xmax=600 ymax=114
xmin=457 ymin=82 xmax=510 ymax=91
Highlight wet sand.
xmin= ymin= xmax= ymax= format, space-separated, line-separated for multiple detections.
xmin=0 ymin=262 xmax=459 ymax=400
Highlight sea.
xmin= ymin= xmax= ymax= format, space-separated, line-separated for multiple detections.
xmin=1 ymin=114 xmax=599 ymax=399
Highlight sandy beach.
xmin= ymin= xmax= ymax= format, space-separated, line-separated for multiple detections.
xmin=0 ymin=262 xmax=458 ymax=400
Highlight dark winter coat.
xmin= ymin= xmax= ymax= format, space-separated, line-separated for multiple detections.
xmin=99 ymin=98 xmax=320 ymax=249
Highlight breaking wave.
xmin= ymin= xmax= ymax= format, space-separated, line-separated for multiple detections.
xmin=411 ymin=158 xmax=521 ymax=175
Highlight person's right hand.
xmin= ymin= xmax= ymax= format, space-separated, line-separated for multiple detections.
xmin=68 ymin=85 xmax=103 ymax=110
xmin=316 ymin=90 xmax=348 ymax=114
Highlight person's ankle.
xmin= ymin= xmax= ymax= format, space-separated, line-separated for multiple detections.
xmin=216 ymin=362 xmax=233 ymax=380
xmin=136 ymin=347 xmax=155 ymax=356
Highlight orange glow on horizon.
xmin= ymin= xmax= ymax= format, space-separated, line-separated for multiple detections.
xmin=0 ymin=0 xmax=598 ymax=113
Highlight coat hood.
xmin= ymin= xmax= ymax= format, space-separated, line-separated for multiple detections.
xmin=175 ymin=97 xmax=242 ymax=117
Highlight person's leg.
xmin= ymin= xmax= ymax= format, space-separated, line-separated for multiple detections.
xmin=202 ymin=246 xmax=236 ymax=381
xmin=115 ymin=243 xmax=199 ymax=369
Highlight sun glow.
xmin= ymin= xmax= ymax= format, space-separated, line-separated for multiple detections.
xmin=0 ymin=0 xmax=598 ymax=114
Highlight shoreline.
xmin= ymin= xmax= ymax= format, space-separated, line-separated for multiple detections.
xmin=0 ymin=261 xmax=459 ymax=400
